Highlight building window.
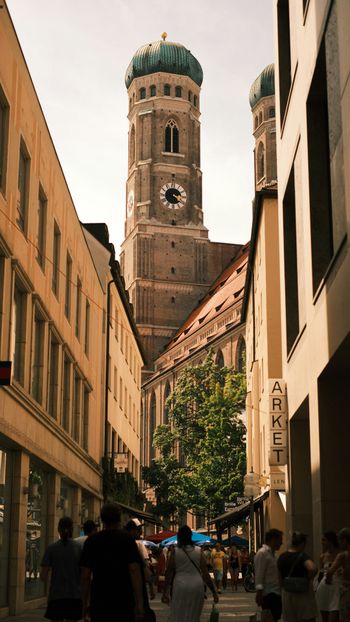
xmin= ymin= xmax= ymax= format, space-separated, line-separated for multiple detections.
xmin=259 ymin=111 xmax=263 ymax=125
xmin=12 ymin=282 xmax=27 ymax=385
xmin=171 ymin=241 xmax=175 ymax=248
xmin=114 ymin=366 xmax=118 ymax=401
xmin=48 ymin=331 xmax=59 ymax=418
xmin=64 ymin=253 xmax=72 ymax=320
xmin=62 ymin=353 xmax=71 ymax=432
xmin=0 ymin=86 xmax=9 ymax=194
xmin=277 ymin=0 xmax=291 ymax=124
xmin=17 ymin=140 xmax=30 ymax=232
xmin=150 ymin=85 xmax=156 ymax=97
xmin=171 ymin=267 xmax=175 ymax=274
xmin=165 ymin=119 xmax=179 ymax=153
xmin=163 ymin=381 xmax=171 ymax=424
xmin=31 ymin=308 xmax=45 ymax=404
xmin=236 ymin=337 xmax=246 ymax=372
xmin=129 ymin=125 xmax=135 ymax=166
xmin=215 ymin=349 xmax=224 ymax=368
xmin=114 ymin=306 xmax=118 ymax=340
xmin=52 ymin=222 xmax=61 ymax=297
xmin=82 ymin=387 xmax=89 ymax=451
xmin=73 ymin=372 xmax=81 ymax=443
xmin=75 ymin=277 xmax=82 ymax=339
xmin=36 ymin=185 xmax=47 ymax=270
xmin=269 ymin=106 xmax=275 ymax=118
xmin=164 ymin=84 xmax=171 ymax=96
xmin=175 ymin=86 xmax=182 ymax=98
xmin=283 ymin=165 xmax=299 ymax=353
xmin=119 ymin=378 xmax=123 ymax=409
xmin=84 ymin=299 xmax=90 ymax=356
xmin=150 ymin=392 xmax=156 ymax=460
xmin=139 ymin=87 xmax=146 ymax=100
xmin=171 ymin=296 xmax=175 ymax=303
xmin=257 ymin=142 xmax=265 ymax=180
xmin=254 ymin=116 xmax=258 ymax=129
xmin=307 ymin=4 xmax=346 ymax=294
xmin=193 ymin=95 xmax=198 ymax=107
xmin=188 ymin=90 xmax=192 ymax=102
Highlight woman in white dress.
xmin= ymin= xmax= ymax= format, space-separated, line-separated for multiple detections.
xmin=316 ymin=531 xmax=340 ymax=622
xmin=162 ymin=526 xmax=219 ymax=622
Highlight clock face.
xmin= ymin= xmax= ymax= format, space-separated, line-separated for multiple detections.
xmin=127 ymin=190 xmax=134 ymax=216
xmin=160 ymin=183 xmax=187 ymax=209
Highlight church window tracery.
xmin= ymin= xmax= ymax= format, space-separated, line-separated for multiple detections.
xmin=165 ymin=119 xmax=179 ymax=153
xmin=150 ymin=85 xmax=156 ymax=97
xmin=175 ymin=86 xmax=182 ymax=98
xmin=215 ymin=349 xmax=225 ymax=368
xmin=129 ymin=125 xmax=135 ymax=165
xmin=164 ymin=84 xmax=171 ymax=96
xmin=236 ymin=336 xmax=246 ymax=372
xmin=257 ymin=142 xmax=265 ymax=180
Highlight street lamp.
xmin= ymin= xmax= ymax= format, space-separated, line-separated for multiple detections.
xmin=243 ymin=470 xmax=260 ymax=554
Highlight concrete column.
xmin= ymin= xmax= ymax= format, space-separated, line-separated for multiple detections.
xmin=8 ymin=451 xmax=29 ymax=615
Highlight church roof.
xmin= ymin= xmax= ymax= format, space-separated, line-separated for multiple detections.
xmin=249 ymin=64 xmax=275 ymax=109
xmin=162 ymin=243 xmax=249 ymax=357
xmin=125 ymin=38 xmax=203 ymax=88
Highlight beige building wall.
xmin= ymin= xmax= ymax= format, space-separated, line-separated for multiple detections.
xmin=0 ymin=4 xmax=104 ymax=614
xmin=273 ymin=0 xmax=350 ymax=558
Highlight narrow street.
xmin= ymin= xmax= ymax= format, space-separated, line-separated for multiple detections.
xmin=0 ymin=588 xmax=256 ymax=621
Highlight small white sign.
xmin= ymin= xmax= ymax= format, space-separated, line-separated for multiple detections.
xmin=270 ymin=472 xmax=286 ymax=490
xmin=114 ymin=453 xmax=128 ymax=473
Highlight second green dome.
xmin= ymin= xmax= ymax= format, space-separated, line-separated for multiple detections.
xmin=125 ymin=39 xmax=203 ymax=89
xmin=249 ymin=64 xmax=275 ymax=109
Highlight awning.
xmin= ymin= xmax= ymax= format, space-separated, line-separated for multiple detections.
xmin=117 ymin=501 xmax=161 ymax=525
xmin=208 ymin=491 xmax=269 ymax=529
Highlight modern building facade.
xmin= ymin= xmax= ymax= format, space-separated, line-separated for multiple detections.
xmin=273 ymin=0 xmax=350 ymax=556
xmin=120 ymin=36 xmax=241 ymax=373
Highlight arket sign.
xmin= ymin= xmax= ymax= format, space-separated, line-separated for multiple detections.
xmin=268 ymin=379 xmax=288 ymax=466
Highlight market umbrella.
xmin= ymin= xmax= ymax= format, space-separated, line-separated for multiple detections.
xmin=146 ymin=530 xmax=176 ymax=543
xmin=160 ymin=531 xmax=216 ymax=547
xmin=142 ymin=540 xmax=159 ymax=549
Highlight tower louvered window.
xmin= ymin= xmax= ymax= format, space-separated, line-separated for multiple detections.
xmin=165 ymin=119 xmax=179 ymax=153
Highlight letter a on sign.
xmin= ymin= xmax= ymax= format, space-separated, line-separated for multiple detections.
xmin=268 ymin=379 xmax=285 ymax=395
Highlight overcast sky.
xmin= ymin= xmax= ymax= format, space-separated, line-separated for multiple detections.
xmin=6 ymin=0 xmax=274 ymax=251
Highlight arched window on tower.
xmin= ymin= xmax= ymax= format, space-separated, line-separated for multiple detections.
xmin=215 ymin=349 xmax=225 ymax=368
xmin=164 ymin=84 xmax=171 ymax=96
xmin=257 ymin=142 xmax=265 ymax=180
xmin=163 ymin=381 xmax=171 ymax=424
xmin=194 ymin=94 xmax=198 ymax=107
xmin=150 ymin=85 xmax=156 ymax=97
xmin=254 ymin=116 xmax=258 ymax=130
xmin=139 ymin=87 xmax=146 ymax=100
xmin=259 ymin=111 xmax=263 ymax=125
xmin=188 ymin=90 xmax=192 ymax=102
xmin=150 ymin=391 xmax=156 ymax=460
xmin=129 ymin=125 xmax=135 ymax=166
xmin=269 ymin=106 xmax=275 ymax=118
xmin=175 ymin=86 xmax=182 ymax=98
xmin=236 ymin=336 xmax=246 ymax=372
xmin=165 ymin=119 xmax=179 ymax=153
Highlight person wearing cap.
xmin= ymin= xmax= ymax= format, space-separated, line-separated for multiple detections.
xmin=125 ymin=519 xmax=155 ymax=600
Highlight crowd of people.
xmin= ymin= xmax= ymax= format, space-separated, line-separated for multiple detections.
xmin=38 ymin=507 xmax=350 ymax=622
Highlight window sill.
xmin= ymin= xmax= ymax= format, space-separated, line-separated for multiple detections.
xmin=161 ymin=151 xmax=185 ymax=158
xmin=286 ymin=323 xmax=306 ymax=363
xmin=312 ymin=234 xmax=348 ymax=305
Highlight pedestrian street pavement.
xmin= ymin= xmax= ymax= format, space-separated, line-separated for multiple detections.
xmin=0 ymin=587 xmax=256 ymax=621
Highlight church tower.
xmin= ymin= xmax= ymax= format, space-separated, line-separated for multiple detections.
xmin=121 ymin=35 xmax=239 ymax=373
xmin=249 ymin=64 xmax=277 ymax=191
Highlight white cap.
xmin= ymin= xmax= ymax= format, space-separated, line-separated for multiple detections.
xmin=132 ymin=518 xmax=142 ymax=527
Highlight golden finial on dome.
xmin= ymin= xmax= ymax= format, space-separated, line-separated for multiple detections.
xmin=161 ymin=32 xmax=167 ymax=41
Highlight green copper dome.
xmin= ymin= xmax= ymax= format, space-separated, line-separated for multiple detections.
xmin=125 ymin=39 xmax=203 ymax=88
xmin=249 ymin=64 xmax=275 ymax=109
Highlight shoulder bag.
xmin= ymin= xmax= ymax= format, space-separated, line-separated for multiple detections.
xmin=282 ymin=553 xmax=309 ymax=593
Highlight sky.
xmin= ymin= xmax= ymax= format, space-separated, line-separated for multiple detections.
xmin=6 ymin=0 xmax=275 ymax=251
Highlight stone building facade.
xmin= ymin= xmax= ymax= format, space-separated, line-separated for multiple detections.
xmin=273 ymin=0 xmax=350 ymax=558
xmin=121 ymin=37 xmax=241 ymax=373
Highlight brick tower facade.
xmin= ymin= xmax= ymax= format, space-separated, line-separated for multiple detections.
xmin=249 ymin=64 xmax=277 ymax=191
xmin=121 ymin=38 xmax=240 ymax=373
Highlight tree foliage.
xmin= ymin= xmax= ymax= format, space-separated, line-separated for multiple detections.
xmin=142 ymin=352 xmax=246 ymax=520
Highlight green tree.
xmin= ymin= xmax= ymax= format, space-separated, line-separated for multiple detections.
xmin=142 ymin=352 xmax=246 ymax=521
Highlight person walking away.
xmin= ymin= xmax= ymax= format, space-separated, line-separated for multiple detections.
xmin=316 ymin=531 xmax=340 ymax=622
xmin=162 ymin=525 xmax=219 ymax=622
xmin=74 ymin=520 xmax=97 ymax=547
xmin=211 ymin=542 xmax=226 ymax=594
xmin=40 ymin=516 xmax=82 ymax=622
xmin=229 ymin=544 xmax=241 ymax=591
xmin=240 ymin=546 xmax=249 ymax=581
xmin=125 ymin=519 xmax=155 ymax=600
xmin=80 ymin=503 xmax=144 ymax=622
xmin=326 ymin=527 xmax=350 ymax=622
xmin=255 ymin=528 xmax=283 ymax=622
xmin=277 ymin=531 xmax=317 ymax=622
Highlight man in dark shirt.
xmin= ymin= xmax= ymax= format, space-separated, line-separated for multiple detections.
xmin=81 ymin=503 xmax=144 ymax=622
